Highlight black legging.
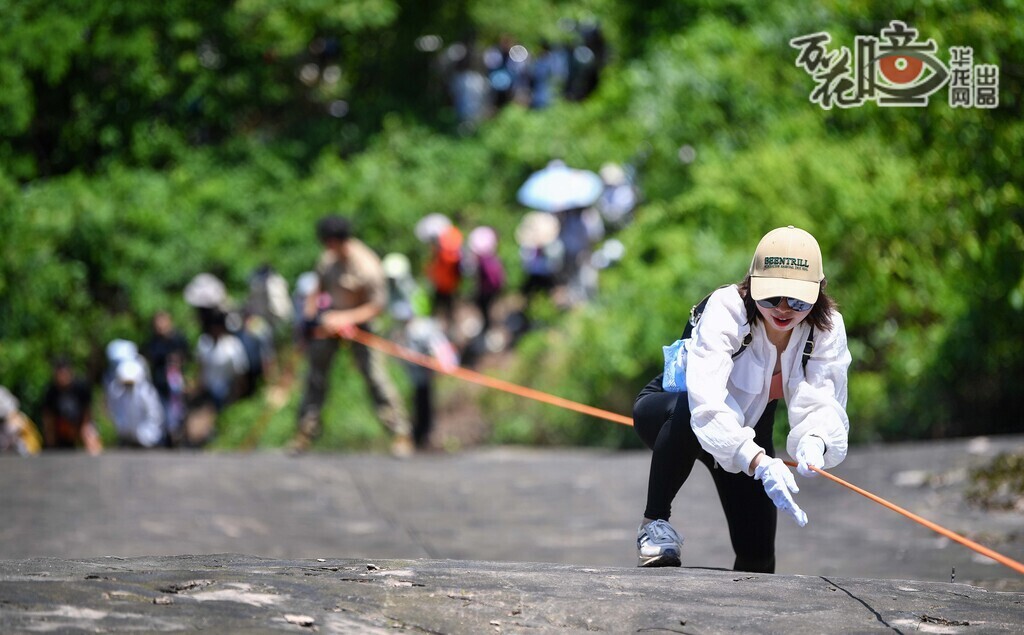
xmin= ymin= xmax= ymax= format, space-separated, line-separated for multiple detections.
xmin=633 ymin=377 xmax=779 ymax=573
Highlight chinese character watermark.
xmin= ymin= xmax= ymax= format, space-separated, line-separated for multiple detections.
xmin=790 ymin=21 xmax=999 ymax=109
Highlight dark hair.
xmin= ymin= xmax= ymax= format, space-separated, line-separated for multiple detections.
xmin=737 ymin=274 xmax=836 ymax=332
xmin=316 ymin=215 xmax=352 ymax=242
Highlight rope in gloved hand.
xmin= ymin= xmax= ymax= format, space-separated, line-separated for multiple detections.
xmin=341 ymin=325 xmax=1024 ymax=577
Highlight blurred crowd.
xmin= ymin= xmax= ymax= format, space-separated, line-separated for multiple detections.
xmin=0 ymin=156 xmax=639 ymax=459
xmin=438 ymin=21 xmax=609 ymax=130
xmin=1 ymin=267 xmax=296 ymax=456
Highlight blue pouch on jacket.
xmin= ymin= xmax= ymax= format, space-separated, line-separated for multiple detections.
xmin=661 ymin=338 xmax=688 ymax=392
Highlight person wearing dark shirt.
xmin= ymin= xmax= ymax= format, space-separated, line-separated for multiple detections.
xmin=41 ymin=359 xmax=102 ymax=454
xmin=143 ymin=311 xmax=189 ymax=398
xmin=142 ymin=311 xmax=190 ymax=442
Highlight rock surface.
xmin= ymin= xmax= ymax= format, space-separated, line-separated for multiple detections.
xmin=2 ymin=554 xmax=1022 ymax=633
xmin=1 ymin=435 xmax=1022 ymax=632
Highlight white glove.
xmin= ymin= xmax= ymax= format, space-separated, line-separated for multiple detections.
xmin=754 ymin=457 xmax=808 ymax=527
xmin=795 ymin=435 xmax=826 ymax=478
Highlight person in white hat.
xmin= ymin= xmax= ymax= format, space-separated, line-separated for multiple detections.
xmin=632 ymin=226 xmax=852 ymax=572
xmin=103 ymin=338 xmax=150 ymax=396
xmin=106 ymin=358 xmax=166 ymax=448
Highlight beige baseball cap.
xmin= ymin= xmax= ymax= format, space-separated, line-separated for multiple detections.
xmin=749 ymin=226 xmax=824 ymax=304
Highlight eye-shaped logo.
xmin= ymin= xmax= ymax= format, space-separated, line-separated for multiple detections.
xmin=879 ymin=54 xmax=923 ymax=84
xmin=870 ymin=48 xmax=949 ymax=101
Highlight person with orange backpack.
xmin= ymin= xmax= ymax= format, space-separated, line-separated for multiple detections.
xmin=425 ymin=224 xmax=464 ymax=330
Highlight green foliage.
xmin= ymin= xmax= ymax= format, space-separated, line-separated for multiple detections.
xmin=2 ymin=0 xmax=1022 ymax=450
xmin=0 ymin=0 xmax=403 ymax=177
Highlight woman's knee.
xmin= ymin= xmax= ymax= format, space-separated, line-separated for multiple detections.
xmin=632 ymin=392 xmax=683 ymax=450
xmin=632 ymin=401 xmax=660 ymax=449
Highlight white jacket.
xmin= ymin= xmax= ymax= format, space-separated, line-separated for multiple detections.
xmin=196 ymin=333 xmax=249 ymax=398
xmin=684 ymin=286 xmax=851 ymax=474
xmin=107 ymin=380 xmax=165 ymax=447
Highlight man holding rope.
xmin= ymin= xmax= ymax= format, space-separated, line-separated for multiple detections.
xmin=291 ymin=214 xmax=413 ymax=457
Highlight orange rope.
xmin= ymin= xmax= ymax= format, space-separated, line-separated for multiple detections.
xmin=783 ymin=461 xmax=1024 ymax=575
xmin=347 ymin=327 xmax=633 ymax=427
xmin=344 ymin=326 xmax=1024 ymax=577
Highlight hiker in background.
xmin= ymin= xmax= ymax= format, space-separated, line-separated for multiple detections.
xmin=448 ymin=45 xmax=491 ymax=127
xmin=0 ymin=386 xmax=42 ymax=456
xmin=596 ymin=162 xmax=640 ymax=230
xmin=40 ymin=358 xmax=102 ymax=455
xmin=556 ymin=205 xmax=604 ymax=305
xmin=236 ymin=311 xmax=273 ymax=397
xmin=528 ymin=40 xmax=569 ymax=109
xmin=292 ymin=215 xmax=413 ymax=456
xmin=507 ymin=211 xmax=563 ymax=343
xmin=515 ymin=211 xmax=563 ymax=303
xmin=142 ymin=311 xmax=189 ymax=445
xmin=458 ymin=226 xmax=507 ymax=366
xmin=103 ymin=339 xmax=149 ymax=394
xmin=632 ymin=226 xmax=851 ymax=573
xmin=467 ymin=226 xmax=505 ymax=337
xmin=400 ymin=312 xmax=458 ymax=451
xmin=245 ymin=264 xmax=293 ymax=386
xmin=183 ymin=272 xmax=230 ymax=337
xmin=425 ymin=223 xmax=464 ymax=333
xmin=246 ymin=263 xmax=294 ymax=342
xmin=383 ymin=252 xmax=459 ymax=451
xmin=292 ymin=271 xmax=321 ymax=346
xmin=105 ymin=358 xmax=166 ymax=448
xmin=382 ymin=253 xmax=432 ymax=323
xmin=194 ymin=309 xmax=249 ymax=412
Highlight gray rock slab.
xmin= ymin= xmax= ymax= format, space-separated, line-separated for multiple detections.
xmin=2 ymin=436 xmax=1024 ymax=632
xmin=2 ymin=437 xmax=1023 ymax=590
xmin=1 ymin=554 xmax=1021 ymax=634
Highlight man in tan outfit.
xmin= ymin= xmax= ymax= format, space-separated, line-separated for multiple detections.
xmin=292 ymin=215 xmax=413 ymax=456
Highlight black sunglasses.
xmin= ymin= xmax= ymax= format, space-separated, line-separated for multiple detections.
xmin=756 ymin=296 xmax=814 ymax=312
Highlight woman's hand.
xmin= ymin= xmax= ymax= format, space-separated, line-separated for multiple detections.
xmin=754 ymin=457 xmax=808 ymax=527
xmin=795 ymin=435 xmax=826 ymax=478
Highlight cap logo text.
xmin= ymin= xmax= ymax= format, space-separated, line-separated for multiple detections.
xmin=764 ymin=256 xmax=809 ymax=271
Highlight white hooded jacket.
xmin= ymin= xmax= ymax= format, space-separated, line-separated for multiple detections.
xmin=107 ymin=379 xmax=165 ymax=448
xmin=684 ymin=285 xmax=851 ymax=475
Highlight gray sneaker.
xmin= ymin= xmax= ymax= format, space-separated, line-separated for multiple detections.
xmin=637 ymin=519 xmax=683 ymax=567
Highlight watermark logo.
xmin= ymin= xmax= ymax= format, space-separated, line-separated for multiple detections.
xmin=790 ymin=20 xmax=999 ymax=109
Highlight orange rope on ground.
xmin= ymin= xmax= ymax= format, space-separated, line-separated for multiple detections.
xmin=782 ymin=460 xmax=1024 ymax=576
xmin=344 ymin=326 xmax=1024 ymax=577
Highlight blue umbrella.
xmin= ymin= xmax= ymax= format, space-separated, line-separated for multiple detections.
xmin=517 ymin=160 xmax=604 ymax=212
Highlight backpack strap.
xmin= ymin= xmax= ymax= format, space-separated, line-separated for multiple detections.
xmin=736 ymin=331 xmax=753 ymax=360
xmin=682 ymin=287 xmax=751 ymax=360
xmin=681 ymin=292 xmax=715 ymax=340
xmin=801 ymin=326 xmax=815 ymax=369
